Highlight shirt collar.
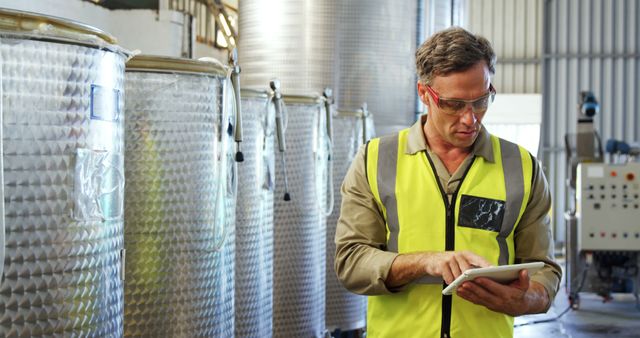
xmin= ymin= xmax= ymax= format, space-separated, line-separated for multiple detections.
xmin=404 ymin=114 xmax=495 ymax=163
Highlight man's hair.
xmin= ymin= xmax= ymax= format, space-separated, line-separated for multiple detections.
xmin=416 ymin=27 xmax=496 ymax=85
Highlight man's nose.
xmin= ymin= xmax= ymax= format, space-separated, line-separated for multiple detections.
xmin=459 ymin=104 xmax=477 ymax=124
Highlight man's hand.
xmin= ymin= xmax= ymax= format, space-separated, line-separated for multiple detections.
xmin=423 ymin=251 xmax=492 ymax=284
xmin=386 ymin=251 xmax=490 ymax=288
xmin=456 ymin=270 xmax=550 ymax=316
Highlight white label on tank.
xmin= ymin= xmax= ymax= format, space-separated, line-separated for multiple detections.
xmin=586 ymin=166 xmax=605 ymax=178
xmin=91 ymin=84 xmax=121 ymax=122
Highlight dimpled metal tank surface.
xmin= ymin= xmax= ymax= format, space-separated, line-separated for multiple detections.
xmin=325 ymin=111 xmax=375 ymax=332
xmin=123 ymin=56 xmax=232 ymax=337
xmin=0 ymin=9 xmax=127 ymax=337
xmin=235 ymin=92 xmax=275 ymax=338
xmin=273 ymin=97 xmax=330 ymax=338
xmin=215 ymin=84 xmax=236 ymax=338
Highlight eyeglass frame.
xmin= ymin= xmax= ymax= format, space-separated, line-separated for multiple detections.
xmin=425 ymin=83 xmax=497 ymax=116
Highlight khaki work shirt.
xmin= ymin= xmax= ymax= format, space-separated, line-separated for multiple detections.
xmin=334 ymin=115 xmax=562 ymax=306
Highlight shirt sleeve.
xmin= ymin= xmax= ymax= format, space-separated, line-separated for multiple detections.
xmin=334 ymin=145 xmax=399 ymax=295
xmin=514 ymin=155 xmax=563 ymax=310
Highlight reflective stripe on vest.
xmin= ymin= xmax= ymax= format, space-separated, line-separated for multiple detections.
xmin=365 ymin=128 xmax=533 ymax=338
xmin=377 ymin=134 xmax=400 ymax=252
xmin=497 ymin=138 xmax=525 ymax=266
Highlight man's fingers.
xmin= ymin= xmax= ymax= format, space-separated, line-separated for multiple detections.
xmin=459 ymin=280 xmax=502 ymax=308
xmin=442 ymin=268 xmax=454 ymax=285
xmin=457 ymin=284 xmax=482 ymax=304
xmin=509 ymin=270 xmax=530 ymax=291
xmin=462 ymin=251 xmax=491 ymax=268
xmin=455 ymin=253 xmax=476 ymax=274
xmin=474 ymin=277 xmax=513 ymax=295
xmin=449 ymin=260 xmax=462 ymax=279
xmin=471 ymin=256 xmax=491 ymax=268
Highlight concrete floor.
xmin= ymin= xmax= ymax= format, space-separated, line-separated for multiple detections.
xmin=515 ymin=278 xmax=640 ymax=337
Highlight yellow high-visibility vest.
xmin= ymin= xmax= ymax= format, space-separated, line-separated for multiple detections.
xmin=365 ymin=128 xmax=533 ymax=338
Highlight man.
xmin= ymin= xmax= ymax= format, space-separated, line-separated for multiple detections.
xmin=334 ymin=27 xmax=561 ymax=338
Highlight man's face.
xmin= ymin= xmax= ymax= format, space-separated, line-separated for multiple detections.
xmin=418 ymin=62 xmax=493 ymax=149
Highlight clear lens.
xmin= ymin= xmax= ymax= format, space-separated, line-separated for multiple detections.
xmin=471 ymin=96 xmax=490 ymax=110
xmin=440 ymin=92 xmax=493 ymax=115
xmin=440 ymin=99 xmax=467 ymax=113
xmin=428 ymin=84 xmax=496 ymax=116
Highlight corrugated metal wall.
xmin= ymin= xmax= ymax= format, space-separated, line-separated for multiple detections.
xmin=465 ymin=0 xmax=543 ymax=93
xmin=541 ymin=0 xmax=640 ymax=244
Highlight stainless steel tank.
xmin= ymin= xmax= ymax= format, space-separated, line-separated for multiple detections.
xmin=214 ymin=192 xmax=235 ymax=338
xmin=238 ymin=0 xmax=337 ymax=95
xmin=0 ymin=9 xmax=127 ymax=337
xmin=272 ymin=90 xmax=331 ymax=338
xmin=325 ymin=107 xmax=376 ymax=332
xmin=235 ymin=88 xmax=276 ymax=338
xmin=238 ymin=0 xmax=416 ymax=137
xmin=215 ymin=79 xmax=237 ymax=338
xmin=123 ymin=55 xmax=233 ymax=337
xmin=335 ymin=1 xmax=417 ymax=136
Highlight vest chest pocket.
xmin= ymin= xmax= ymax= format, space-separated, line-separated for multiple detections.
xmin=458 ymin=194 xmax=505 ymax=232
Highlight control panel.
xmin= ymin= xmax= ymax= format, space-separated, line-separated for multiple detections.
xmin=576 ymin=163 xmax=640 ymax=251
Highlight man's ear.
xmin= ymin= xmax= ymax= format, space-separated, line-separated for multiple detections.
xmin=417 ymin=82 xmax=429 ymax=106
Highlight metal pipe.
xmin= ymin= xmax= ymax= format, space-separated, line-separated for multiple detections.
xmin=322 ymin=87 xmax=333 ymax=148
xmin=240 ymin=89 xmax=323 ymax=103
xmin=229 ymin=48 xmax=244 ymax=162
xmin=181 ymin=12 xmax=194 ymax=58
xmin=240 ymin=88 xmax=269 ymax=98
xmin=120 ymin=248 xmax=126 ymax=281
xmin=320 ymin=87 xmax=334 ymax=217
xmin=335 ymin=110 xmax=361 ymax=117
xmin=361 ymin=102 xmax=369 ymax=145
xmin=539 ymin=0 xmax=552 ymax=163
xmin=270 ymin=79 xmax=291 ymax=201
xmin=277 ymin=94 xmax=322 ymax=104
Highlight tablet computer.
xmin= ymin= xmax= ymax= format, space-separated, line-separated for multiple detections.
xmin=441 ymin=261 xmax=545 ymax=295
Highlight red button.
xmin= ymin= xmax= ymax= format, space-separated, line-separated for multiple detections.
xmin=611 ymin=171 xmax=617 ymax=177
xmin=627 ymin=173 xmax=635 ymax=181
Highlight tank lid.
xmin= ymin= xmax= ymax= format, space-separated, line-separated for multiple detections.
xmin=282 ymin=93 xmax=324 ymax=104
xmin=239 ymin=87 xmax=324 ymax=104
xmin=0 ymin=8 xmax=117 ymax=44
xmin=126 ymin=55 xmax=227 ymax=76
xmin=336 ymin=109 xmax=365 ymax=118
xmin=240 ymin=88 xmax=270 ymax=98
xmin=239 ymin=83 xmax=327 ymax=103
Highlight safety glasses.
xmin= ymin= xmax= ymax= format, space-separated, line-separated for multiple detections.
xmin=426 ymin=84 xmax=496 ymax=116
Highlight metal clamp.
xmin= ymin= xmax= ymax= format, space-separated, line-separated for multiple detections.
xmin=229 ymin=48 xmax=244 ymax=162
xmin=322 ymin=87 xmax=333 ymax=145
xmin=270 ymin=79 xmax=291 ymax=201
xmin=120 ymin=248 xmax=126 ymax=281
xmin=360 ymin=102 xmax=369 ymax=144
xmin=320 ymin=88 xmax=334 ymax=217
